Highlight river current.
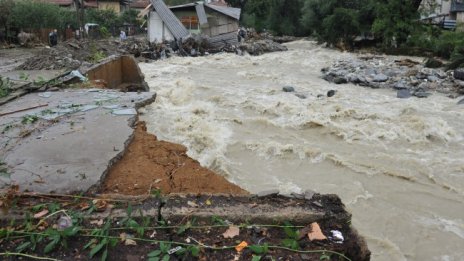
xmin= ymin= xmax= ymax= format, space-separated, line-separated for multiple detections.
xmin=140 ymin=40 xmax=464 ymax=261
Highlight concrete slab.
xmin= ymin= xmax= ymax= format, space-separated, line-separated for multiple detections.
xmin=0 ymin=89 xmax=155 ymax=194
xmin=0 ymin=69 xmax=66 ymax=83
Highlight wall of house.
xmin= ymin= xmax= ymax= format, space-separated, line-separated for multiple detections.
xmin=172 ymin=10 xmax=201 ymax=34
xmin=457 ymin=11 xmax=464 ymax=22
xmin=148 ymin=11 xmax=174 ymax=43
xmin=202 ymin=10 xmax=238 ymax=37
xmin=98 ymin=2 xmax=121 ymax=13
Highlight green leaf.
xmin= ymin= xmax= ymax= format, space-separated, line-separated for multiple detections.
xmin=16 ymin=241 xmax=31 ymax=252
xmin=90 ymin=239 xmax=108 ymax=258
xmin=44 ymin=238 xmax=59 ymax=253
xmin=159 ymin=242 xmax=170 ymax=252
xmin=148 ymin=258 xmax=160 ymax=261
xmin=282 ymin=238 xmax=299 ymax=250
xmin=189 ymin=246 xmax=200 ymax=257
xmin=148 ymin=250 xmax=162 ymax=257
xmin=63 ymin=226 xmax=80 ymax=236
xmin=176 ymin=221 xmax=191 ymax=235
xmin=84 ymin=239 xmax=96 ymax=249
xmin=248 ymin=245 xmax=267 ymax=254
xmin=128 ymin=219 xmax=139 ymax=228
xmin=109 ymin=238 xmax=118 ymax=247
xmin=161 ymin=254 xmax=170 ymax=261
xmin=252 ymin=256 xmax=262 ymax=261
xmin=101 ymin=249 xmax=108 ymax=261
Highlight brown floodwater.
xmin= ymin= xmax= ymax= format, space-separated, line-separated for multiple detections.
xmin=140 ymin=40 xmax=464 ymax=261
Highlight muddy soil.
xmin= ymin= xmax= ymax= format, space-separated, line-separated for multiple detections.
xmin=101 ymin=122 xmax=247 ymax=196
xmin=0 ymin=194 xmax=369 ymax=261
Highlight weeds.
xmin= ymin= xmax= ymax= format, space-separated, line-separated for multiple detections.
xmin=0 ymin=195 xmax=353 ymax=261
xmin=0 ymin=76 xmax=12 ymax=98
xmin=281 ymin=221 xmax=300 ymax=250
xmin=21 ymin=115 xmax=39 ymax=124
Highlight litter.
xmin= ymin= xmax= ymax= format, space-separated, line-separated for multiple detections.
xmin=330 ymin=230 xmax=344 ymax=243
xmin=69 ymin=70 xmax=87 ymax=82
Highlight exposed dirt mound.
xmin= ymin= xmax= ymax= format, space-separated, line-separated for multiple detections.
xmin=101 ymin=121 xmax=247 ymax=195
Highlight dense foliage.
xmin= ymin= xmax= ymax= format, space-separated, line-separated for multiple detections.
xmin=0 ymin=0 xmax=140 ymax=39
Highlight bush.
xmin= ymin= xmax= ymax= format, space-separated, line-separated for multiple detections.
xmin=322 ymin=8 xmax=360 ymax=47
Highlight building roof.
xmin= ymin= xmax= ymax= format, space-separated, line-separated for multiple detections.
xmin=204 ymin=3 xmax=240 ymax=20
xmin=150 ymin=0 xmax=190 ymax=40
xmin=129 ymin=0 xmax=150 ymax=9
xmin=195 ymin=3 xmax=208 ymax=25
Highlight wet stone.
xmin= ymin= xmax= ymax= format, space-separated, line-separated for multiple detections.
xmin=373 ymin=74 xmax=388 ymax=82
xmin=282 ymin=86 xmax=295 ymax=92
xmin=333 ymin=77 xmax=347 ymax=84
xmin=414 ymin=91 xmax=432 ymax=98
xmin=397 ymin=89 xmax=411 ymax=99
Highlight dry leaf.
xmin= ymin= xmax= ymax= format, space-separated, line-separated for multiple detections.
xmin=153 ymin=179 xmax=162 ymax=184
xmin=125 ymin=239 xmax=137 ymax=246
xmin=205 ymin=199 xmax=212 ymax=205
xmin=307 ymin=222 xmax=327 ymax=241
xmin=223 ymin=226 xmax=240 ymax=239
xmin=93 ymin=199 xmax=108 ymax=211
xmin=33 ymin=209 xmax=49 ymax=219
xmin=90 ymin=219 xmax=104 ymax=226
xmin=120 ymin=233 xmax=137 ymax=245
xmin=235 ymin=241 xmax=248 ymax=252
xmin=78 ymin=202 xmax=90 ymax=211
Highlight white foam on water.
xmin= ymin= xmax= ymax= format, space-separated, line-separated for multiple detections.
xmin=140 ymin=40 xmax=464 ymax=260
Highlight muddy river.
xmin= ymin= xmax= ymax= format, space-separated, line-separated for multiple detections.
xmin=140 ymin=40 xmax=464 ymax=261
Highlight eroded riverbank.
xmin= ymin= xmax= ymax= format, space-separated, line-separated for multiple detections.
xmin=140 ymin=40 xmax=464 ymax=260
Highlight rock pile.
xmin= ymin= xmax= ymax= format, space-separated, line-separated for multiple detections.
xmin=322 ymin=56 xmax=464 ymax=98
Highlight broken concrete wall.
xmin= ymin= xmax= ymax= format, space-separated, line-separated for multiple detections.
xmin=84 ymin=55 xmax=149 ymax=92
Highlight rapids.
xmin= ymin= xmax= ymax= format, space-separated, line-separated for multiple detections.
xmin=140 ymin=40 xmax=464 ymax=261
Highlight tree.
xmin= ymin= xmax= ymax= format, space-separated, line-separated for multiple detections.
xmin=0 ymin=0 xmax=15 ymax=39
xmin=322 ymin=7 xmax=360 ymax=47
xmin=372 ymin=0 xmax=420 ymax=47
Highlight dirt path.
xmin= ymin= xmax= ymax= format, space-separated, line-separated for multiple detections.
xmin=101 ymin=121 xmax=248 ymax=195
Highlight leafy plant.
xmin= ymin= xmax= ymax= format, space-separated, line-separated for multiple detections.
xmin=19 ymin=72 xmax=29 ymax=81
xmin=21 ymin=115 xmax=39 ymax=124
xmin=249 ymin=243 xmax=269 ymax=255
xmin=84 ymin=218 xmax=117 ymax=261
xmin=281 ymin=222 xmax=299 ymax=250
xmin=0 ymin=76 xmax=12 ymax=98
xmin=147 ymin=242 xmax=171 ymax=261
xmin=211 ymin=215 xmax=227 ymax=226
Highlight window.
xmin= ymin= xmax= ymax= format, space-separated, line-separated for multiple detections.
xmin=180 ymin=16 xmax=199 ymax=30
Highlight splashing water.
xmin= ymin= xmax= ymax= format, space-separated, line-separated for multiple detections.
xmin=140 ymin=40 xmax=464 ymax=261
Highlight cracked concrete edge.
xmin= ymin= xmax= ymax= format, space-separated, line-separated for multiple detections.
xmin=86 ymin=92 xmax=157 ymax=195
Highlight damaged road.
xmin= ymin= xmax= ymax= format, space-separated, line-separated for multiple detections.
xmin=0 ymin=89 xmax=155 ymax=194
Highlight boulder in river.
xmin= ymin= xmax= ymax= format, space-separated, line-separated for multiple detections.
xmin=283 ymin=86 xmax=295 ymax=92
xmin=397 ymin=89 xmax=411 ymax=99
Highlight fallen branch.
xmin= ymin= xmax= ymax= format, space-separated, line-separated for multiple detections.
xmin=0 ymin=104 xmax=48 ymax=117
